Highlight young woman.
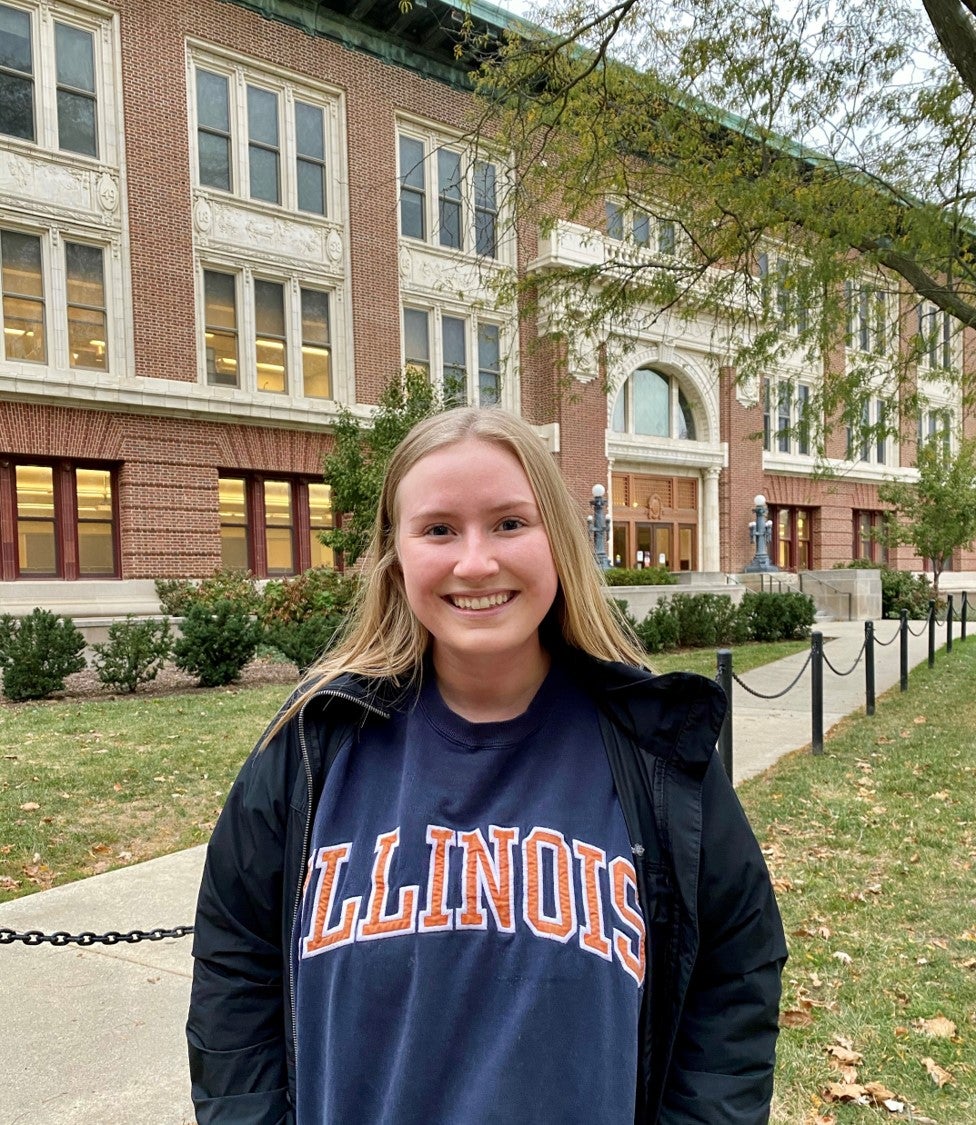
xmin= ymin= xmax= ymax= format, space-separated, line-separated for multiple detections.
xmin=187 ymin=407 xmax=786 ymax=1124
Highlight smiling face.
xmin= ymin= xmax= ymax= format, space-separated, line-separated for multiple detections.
xmin=395 ymin=437 xmax=559 ymax=682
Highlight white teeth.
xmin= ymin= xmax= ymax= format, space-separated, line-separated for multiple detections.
xmin=451 ymin=592 xmax=512 ymax=611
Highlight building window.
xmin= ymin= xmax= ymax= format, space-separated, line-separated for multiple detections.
xmin=397 ymin=127 xmax=501 ymax=260
xmin=219 ymin=477 xmax=249 ymax=570
xmin=770 ymin=506 xmax=813 ymax=572
xmin=605 ymin=202 xmax=678 ymax=256
xmin=301 ymin=288 xmax=331 ymax=399
xmin=0 ymin=3 xmax=105 ymax=157
xmin=758 ymin=253 xmax=808 ymax=333
xmin=254 ymin=279 xmax=287 ymax=393
xmin=918 ymin=406 xmax=953 ymax=456
xmin=1 ymin=229 xmax=46 ymax=362
xmin=761 ymin=378 xmax=813 ymax=456
xmin=402 ymin=306 xmax=504 ymax=407
xmin=54 ymin=18 xmax=97 ymax=157
xmin=65 ymin=241 xmax=106 ymax=369
xmin=204 ymin=270 xmax=239 ymax=386
xmin=845 ymin=397 xmax=889 ymax=464
xmin=853 ymin=510 xmax=889 ymax=565
xmin=218 ymin=474 xmax=333 ymax=576
xmin=1 ymin=227 xmax=114 ymax=371
xmin=0 ymin=460 xmax=117 ymax=580
xmin=247 ymin=84 xmax=280 ymax=205
xmin=846 ymin=281 xmax=890 ymax=355
xmin=295 ymin=101 xmax=326 ymax=214
xmin=916 ymin=301 xmax=958 ymax=372
xmin=611 ymin=368 xmax=697 ymax=440
xmin=193 ymin=60 xmax=335 ymax=216
xmin=202 ymin=268 xmax=333 ymax=398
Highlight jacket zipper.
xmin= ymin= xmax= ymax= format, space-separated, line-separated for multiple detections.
xmin=288 ymin=687 xmax=389 ymax=1087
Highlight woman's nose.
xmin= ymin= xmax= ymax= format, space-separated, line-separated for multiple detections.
xmin=453 ymin=532 xmax=500 ymax=579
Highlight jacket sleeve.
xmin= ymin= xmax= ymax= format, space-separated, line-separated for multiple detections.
xmin=658 ymin=754 xmax=788 ymax=1125
xmin=186 ymin=730 xmax=297 ymax=1125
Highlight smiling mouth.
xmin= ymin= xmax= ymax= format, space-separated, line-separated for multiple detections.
xmin=448 ymin=592 xmax=515 ymax=611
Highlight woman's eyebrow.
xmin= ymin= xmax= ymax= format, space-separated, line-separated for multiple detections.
xmin=407 ymin=498 xmax=538 ymax=520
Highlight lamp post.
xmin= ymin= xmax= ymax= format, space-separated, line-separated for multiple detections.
xmin=590 ymin=483 xmax=611 ymax=569
xmin=744 ymin=493 xmax=778 ymax=573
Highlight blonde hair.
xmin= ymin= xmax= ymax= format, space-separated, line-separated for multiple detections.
xmin=273 ymin=408 xmax=647 ymax=730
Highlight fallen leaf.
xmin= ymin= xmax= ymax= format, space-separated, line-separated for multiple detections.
xmin=913 ymin=1015 xmax=957 ymax=1038
xmin=826 ymin=1043 xmax=863 ymax=1066
xmin=913 ymin=715 xmax=927 ymax=724
xmin=921 ymin=1056 xmax=954 ymax=1086
xmin=833 ymin=951 xmax=853 ymax=965
xmin=821 ymin=1081 xmax=867 ymax=1103
xmin=780 ymin=1009 xmax=813 ymax=1028
xmin=18 ymin=802 xmax=39 ymax=812
xmin=864 ymin=1081 xmax=897 ymax=1104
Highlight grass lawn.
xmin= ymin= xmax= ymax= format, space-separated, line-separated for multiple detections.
xmin=1 ymin=638 xmax=974 ymax=1122
xmin=741 ymin=640 xmax=976 ymax=1124
xmin=651 ymin=638 xmax=810 ymax=677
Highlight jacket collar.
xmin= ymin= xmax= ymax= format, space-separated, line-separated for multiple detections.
xmin=295 ymin=648 xmax=727 ymax=768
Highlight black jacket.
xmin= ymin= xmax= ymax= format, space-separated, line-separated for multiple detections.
xmin=187 ymin=652 xmax=787 ymax=1124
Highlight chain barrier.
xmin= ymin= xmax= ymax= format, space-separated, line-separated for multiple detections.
xmin=0 ymin=924 xmax=193 ymax=947
xmin=906 ymin=617 xmax=929 ymax=637
xmin=822 ymin=640 xmax=867 ymax=677
xmin=731 ymin=651 xmax=812 ymax=700
xmin=873 ymin=624 xmax=900 ymax=647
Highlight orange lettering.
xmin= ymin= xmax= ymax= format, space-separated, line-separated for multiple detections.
xmin=457 ymin=826 xmax=518 ymax=931
xmin=523 ymin=827 xmax=576 ymax=942
xmin=357 ymin=828 xmax=418 ymax=940
xmin=420 ymin=825 xmax=456 ymax=931
xmin=302 ymin=843 xmax=360 ymax=957
xmin=610 ymin=856 xmax=646 ymax=985
xmin=573 ymin=840 xmax=612 ymax=960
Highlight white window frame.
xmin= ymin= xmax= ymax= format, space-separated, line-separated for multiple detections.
xmin=197 ymin=262 xmax=340 ymax=400
xmin=605 ymin=200 xmax=679 ymax=258
xmin=916 ymin=300 xmax=962 ymax=374
xmin=761 ymin=377 xmax=815 ymax=457
xmin=0 ymin=0 xmax=120 ymax=166
xmin=189 ymin=48 xmax=342 ymax=218
xmin=611 ymin=369 xmax=698 ymax=441
xmin=396 ymin=122 xmax=507 ymax=262
xmin=844 ymin=395 xmax=891 ymax=465
xmin=846 ymin=278 xmax=894 ymax=357
xmin=918 ymin=401 xmax=956 ymax=456
xmin=401 ymin=302 xmax=508 ymax=408
xmin=757 ymin=253 xmax=809 ymax=335
xmin=0 ymin=221 xmax=122 ymax=374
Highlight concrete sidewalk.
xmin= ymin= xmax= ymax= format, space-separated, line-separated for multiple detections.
xmin=0 ymin=619 xmax=953 ymax=1124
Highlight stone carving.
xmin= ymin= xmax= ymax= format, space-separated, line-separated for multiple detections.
xmin=97 ymin=173 xmax=119 ymax=213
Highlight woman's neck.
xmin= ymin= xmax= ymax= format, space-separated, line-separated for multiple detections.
xmin=432 ymin=643 xmax=551 ymax=723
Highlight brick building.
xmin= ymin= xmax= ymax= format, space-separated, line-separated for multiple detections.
xmin=1 ymin=0 xmax=973 ymax=618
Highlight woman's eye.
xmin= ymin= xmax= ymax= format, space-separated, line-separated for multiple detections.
xmin=425 ymin=524 xmax=452 ymax=537
xmin=498 ymin=518 xmax=525 ymax=532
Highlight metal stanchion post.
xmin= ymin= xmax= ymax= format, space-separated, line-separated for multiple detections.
xmin=928 ymin=599 xmax=936 ymax=668
xmin=716 ymin=649 xmax=733 ymax=780
xmin=899 ymin=609 xmax=909 ymax=692
xmin=811 ymin=631 xmax=824 ymax=756
xmin=946 ymin=593 xmax=954 ymax=654
xmin=865 ymin=620 xmax=875 ymax=716
xmin=962 ymin=591 xmax=969 ymax=642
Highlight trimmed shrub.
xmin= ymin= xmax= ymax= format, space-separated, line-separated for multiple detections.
xmin=259 ymin=568 xmax=358 ymax=673
xmin=92 ymin=617 xmax=172 ymax=694
xmin=155 ymin=569 xmax=261 ymax=616
xmin=172 ymin=599 xmax=263 ymax=687
xmin=740 ymin=590 xmax=816 ymax=642
xmin=604 ymin=566 xmax=677 ymax=587
xmin=0 ymin=609 xmax=87 ymax=702
xmin=634 ymin=600 xmax=681 ymax=653
xmin=834 ymin=560 xmax=933 ymax=618
xmin=670 ymin=593 xmax=749 ymax=648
